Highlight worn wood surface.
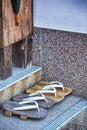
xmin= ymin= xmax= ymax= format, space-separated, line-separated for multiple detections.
xmin=27 ymin=36 xmax=32 ymax=66
xmin=12 ymin=36 xmax=32 ymax=68
xmin=0 ymin=0 xmax=33 ymax=47
xmin=0 ymin=68 xmax=42 ymax=104
xmin=0 ymin=18 xmax=3 ymax=45
xmin=0 ymin=45 xmax=12 ymax=80
xmin=0 ymin=1 xmax=3 ymax=46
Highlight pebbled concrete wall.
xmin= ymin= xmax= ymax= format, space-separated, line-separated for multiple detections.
xmin=32 ymin=27 xmax=87 ymax=98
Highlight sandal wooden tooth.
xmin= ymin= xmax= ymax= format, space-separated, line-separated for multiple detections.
xmin=5 ymin=110 xmax=12 ymax=117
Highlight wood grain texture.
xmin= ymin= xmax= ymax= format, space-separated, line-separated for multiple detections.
xmin=0 ymin=1 xmax=3 ymax=45
xmin=0 ymin=45 xmax=12 ymax=80
xmin=0 ymin=0 xmax=33 ymax=47
xmin=12 ymin=36 xmax=32 ymax=68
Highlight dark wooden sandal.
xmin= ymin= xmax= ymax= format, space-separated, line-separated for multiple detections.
xmin=12 ymin=93 xmax=56 ymax=108
xmin=2 ymin=100 xmax=47 ymax=120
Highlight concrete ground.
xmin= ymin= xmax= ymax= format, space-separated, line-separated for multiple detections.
xmin=1 ymin=95 xmax=86 ymax=130
xmin=0 ymin=95 xmax=86 ymax=130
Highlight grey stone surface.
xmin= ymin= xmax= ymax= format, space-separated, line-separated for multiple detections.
xmin=0 ymin=95 xmax=82 ymax=130
xmin=43 ymin=98 xmax=87 ymax=130
xmin=0 ymin=95 xmax=87 ymax=130
xmin=32 ymin=27 xmax=87 ymax=98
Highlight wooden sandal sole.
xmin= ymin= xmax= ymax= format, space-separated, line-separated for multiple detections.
xmin=12 ymin=93 xmax=56 ymax=108
xmin=26 ymin=81 xmax=72 ymax=103
xmin=3 ymin=101 xmax=47 ymax=120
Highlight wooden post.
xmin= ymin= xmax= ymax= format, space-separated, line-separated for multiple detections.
xmin=12 ymin=36 xmax=32 ymax=68
xmin=0 ymin=45 xmax=12 ymax=80
xmin=0 ymin=0 xmax=33 ymax=79
xmin=0 ymin=0 xmax=33 ymax=47
xmin=27 ymin=36 xmax=33 ymax=66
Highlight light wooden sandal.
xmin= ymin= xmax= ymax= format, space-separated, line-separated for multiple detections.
xmin=26 ymin=81 xmax=72 ymax=97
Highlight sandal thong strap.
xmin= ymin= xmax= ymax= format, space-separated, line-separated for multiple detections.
xmin=50 ymin=81 xmax=63 ymax=85
xmin=43 ymin=81 xmax=64 ymax=91
xmin=20 ymin=96 xmax=48 ymax=103
xmin=29 ymin=89 xmax=57 ymax=97
xmin=14 ymin=101 xmax=40 ymax=111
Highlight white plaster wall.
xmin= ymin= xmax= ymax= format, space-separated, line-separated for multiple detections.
xmin=34 ymin=0 xmax=87 ymax=34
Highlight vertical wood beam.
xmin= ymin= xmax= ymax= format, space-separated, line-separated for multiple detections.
xmin=27 ymin=36 xmax=32 ymax=66
xmin=12 ymin=36 xmax=32 ymax=68
xmin=0 ymin=45 xmax=12 ymax=80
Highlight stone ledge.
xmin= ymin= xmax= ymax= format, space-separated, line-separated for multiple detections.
xmin=0 ymin=95 xmax=87 ymax=130
xmin=0 ymin=65 xmax=42 ymax=105
xmin=43 ymin=99 xmax=87 ymax=130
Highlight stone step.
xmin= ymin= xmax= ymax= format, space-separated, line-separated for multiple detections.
xmin=43 ymin=99 xmax=87 ymax=130
xmin=0 ymin=95 xmax=87 ymax=130
xmin=0 ymin=65 xmax=42 ymax=105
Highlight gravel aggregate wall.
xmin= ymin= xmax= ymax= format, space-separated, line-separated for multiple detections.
xmin=32 ymin=27 xmax=87 ymax=98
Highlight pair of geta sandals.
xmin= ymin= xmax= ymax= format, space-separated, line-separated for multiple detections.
xmin=2 ymin=81 xmax=72 ymax=120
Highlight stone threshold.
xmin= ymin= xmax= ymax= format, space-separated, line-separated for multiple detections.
xmin=43 ymin=98 xmax=87 ymax=130
xmin=0 ymin=95 xmax=87 ymax=130
xmin=0 ymin=66 xmax=42 ymax=91
xmin=0 ymin=65 xmax=42 ymax=104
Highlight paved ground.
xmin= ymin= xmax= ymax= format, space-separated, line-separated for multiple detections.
xmin=0 ymin=95 xmax=83 ymax=130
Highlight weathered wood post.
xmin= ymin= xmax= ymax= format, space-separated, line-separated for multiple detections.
xmin=0 ymin=0 xmax=33 ymax=80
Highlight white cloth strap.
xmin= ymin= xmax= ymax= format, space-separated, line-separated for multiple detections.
xmin=14 ymin=101 xmax=40 ymax=111
xmin=29 ymin=89 xmax=57 ymax=97
xmin=43 ymin=81 xmax=64 ymax=91
xmin=21 ymin=96 xmax=48 ymax=103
